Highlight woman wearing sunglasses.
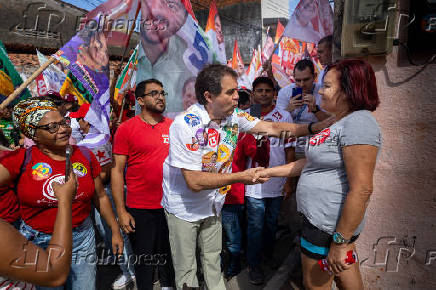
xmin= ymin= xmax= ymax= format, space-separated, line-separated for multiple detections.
xmin=0 ymin=98 xmax=123 ymax=290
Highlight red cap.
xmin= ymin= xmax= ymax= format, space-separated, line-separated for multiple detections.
xmin=69 ymin=103 xmax=90 ymax=119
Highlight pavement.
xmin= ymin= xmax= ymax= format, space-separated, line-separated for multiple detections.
xmin=96 ymin=230 xmax=304 ymax=290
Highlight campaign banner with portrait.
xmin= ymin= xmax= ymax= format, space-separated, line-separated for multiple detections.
xmin=53 ymin=0 xmax=140 ymax=135
xmin=136 ymin=0 xmax=215 ymax=115
xmin=272 ymin=38 xmax=322 ymax=86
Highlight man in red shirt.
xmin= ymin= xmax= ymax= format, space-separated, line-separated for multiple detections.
xmin=112 ymin=79 xmax=175 ymax=290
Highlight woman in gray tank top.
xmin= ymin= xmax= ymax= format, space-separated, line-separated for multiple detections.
xmin=255 ymin=59 xmax=382 ymax=290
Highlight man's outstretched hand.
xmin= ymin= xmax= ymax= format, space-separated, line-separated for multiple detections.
xmin=240 ymin=167 xmax=270 ymax=185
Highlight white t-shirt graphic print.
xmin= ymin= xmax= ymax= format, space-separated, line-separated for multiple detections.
xmin=245 ymin=106 xmax=294 ymax=198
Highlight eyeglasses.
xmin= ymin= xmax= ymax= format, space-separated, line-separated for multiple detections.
xmin=142 ymin=90 xmax=168 ymax=98
xmin=36 ymin=117 xmax=71 ymax=134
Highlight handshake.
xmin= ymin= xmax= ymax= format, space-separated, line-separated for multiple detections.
xmin=238 ymin=167 xmax=271 ymax=185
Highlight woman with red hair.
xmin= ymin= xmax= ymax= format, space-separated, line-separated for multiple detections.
xmin=257 ymin=59 xmax=382 ymax=289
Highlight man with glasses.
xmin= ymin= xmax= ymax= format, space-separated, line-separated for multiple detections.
xmin=161 ymin=64 xmax=333 ymax=290
xmin=112 ymin=79 xmax=175 ymax=290
xmin=276 ymin=59 xmax=330 ymax=159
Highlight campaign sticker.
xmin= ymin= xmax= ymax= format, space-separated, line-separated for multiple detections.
xmin=217 ymin=145 xmax=231 ymax=162
xmin=237 ymin=112 xmax=255 ymax=121
xmin=195 ymin=128 xmax=208 ymax=146
xmin=202 ymin=151 xmax=218 ymax=172
xmin=31 ymin=162 xmax=52 ymax=180
xmin=222 ymin=124 xmax=238 ymax=147
xmin=309 ymin=128 xmax=330 ymax=146
xmin=207 ymin=128 xmax=219 ymax=147
xmin=186 ymin=143 xmax=199 ymax=151
xmin=219 ymin=185 xmax=231 ymax=195
xmin=184 ymin=114 xmax=200 ymax=127
xmin=72 ymin=162 xmax=88 ymax=177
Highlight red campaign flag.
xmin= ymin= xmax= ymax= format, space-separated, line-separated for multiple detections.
xmin=231 ymin=40 xmax=243 ymax=70
xmin=275 ymin=20 xmax=284 ymax=44
xmin=205 ymin=0 xmax=218 ymax=32
xmin=181 ymin=0 xmax=198 ymax=23
xmin=35 ymin=73 xmax=48 ymax=96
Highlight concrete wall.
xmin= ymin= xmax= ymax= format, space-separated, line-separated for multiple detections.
xmin=356 ymin=49 xmax=436 ymax=289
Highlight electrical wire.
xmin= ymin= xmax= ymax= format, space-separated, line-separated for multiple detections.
xmin=397 ymin=41 xmax=436 ymax=66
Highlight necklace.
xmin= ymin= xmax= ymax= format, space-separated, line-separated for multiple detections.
xmin=139 ymin=114 xmax=161 ymax=127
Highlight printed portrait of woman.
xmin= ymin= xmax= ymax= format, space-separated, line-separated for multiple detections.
xmin=76 ymin=30 xmax=110 ymax=75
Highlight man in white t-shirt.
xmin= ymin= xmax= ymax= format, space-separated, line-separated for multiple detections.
xmin=316 ymin=35 xmax=333 ymax=88
xmin=244 ymin=77 xmax=296 ymax=285
xmin=276 ymin=59 xmax=330 ymax=158
xmin=162 ymin=64 xmax=333 ymax=290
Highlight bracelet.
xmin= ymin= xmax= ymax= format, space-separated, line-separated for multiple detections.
xmin=308 ymin=122 xmax=315 ymax=134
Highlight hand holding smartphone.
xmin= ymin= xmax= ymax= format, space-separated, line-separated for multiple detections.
xmin=292 ymin=87 xmax=303 ymax=100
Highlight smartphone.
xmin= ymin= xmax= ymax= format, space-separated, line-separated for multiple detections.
xmin=65 ymin=146 xmax=72 ymax=182
xmin=249 ymin=103 xmax=262 ymax=119
xmin=292 ymin=87 xmax=303 ymax=100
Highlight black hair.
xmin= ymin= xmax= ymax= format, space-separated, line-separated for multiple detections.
xmin=252 ymin=77 xmax=274 ymax=90
xmin=294 ymin=59 xmax=315 ymax=75
xmin=237 ymin=90 xmax=250 ymax=107
xmin=195 ymin=64 xmax=238 ymax=105
xmin=0 ymin=130 xmax=9 ymax=147
xmin=135 ymin=79 xmax=164 ymax=99
xmin=318 ymin=35 xmax=333 ymax=47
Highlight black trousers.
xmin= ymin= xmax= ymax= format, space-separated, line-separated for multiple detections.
xmin=127 ymin=208 xmax=175 ymax=290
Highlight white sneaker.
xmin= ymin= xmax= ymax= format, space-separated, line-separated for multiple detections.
xmin=112 ymin=274 xmax=136 ymax=289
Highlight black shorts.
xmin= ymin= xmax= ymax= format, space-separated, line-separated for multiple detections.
xmin=300 ymin=214 xmax=359 ymax=260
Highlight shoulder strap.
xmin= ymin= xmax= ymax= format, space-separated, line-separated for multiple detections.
xmin=14 ymin=146 xmax=33 ymax=191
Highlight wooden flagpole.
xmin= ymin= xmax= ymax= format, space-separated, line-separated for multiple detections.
xmin=115 ymin=3 xmax=141 ymax=124
xmin=0 ymin=57 xmax=56 ymax=109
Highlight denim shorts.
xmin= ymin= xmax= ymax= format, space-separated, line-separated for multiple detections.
xmin=19 ymin=216 xmax=96 ymax=290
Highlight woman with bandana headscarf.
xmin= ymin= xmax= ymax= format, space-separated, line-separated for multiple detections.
xmin=0 ymin=98 xmax=123 ymax=290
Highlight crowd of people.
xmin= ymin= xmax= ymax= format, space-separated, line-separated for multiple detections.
xmin=0 ymin=35 xmax=382 ymax=290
